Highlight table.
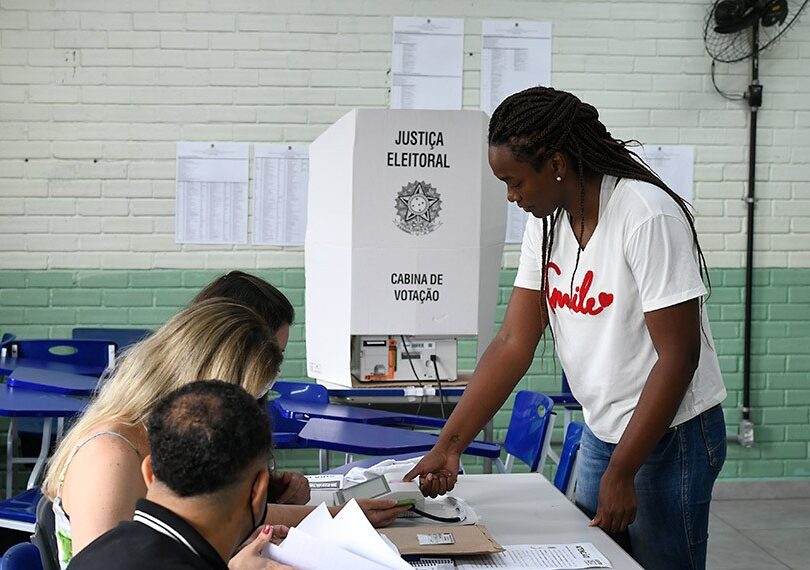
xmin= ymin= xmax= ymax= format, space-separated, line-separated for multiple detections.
xmin=398 ymin=473 xmax=643 ymax=569
xmin=275 ymin=399 xmax=446 ymax=428
xmin=0 ymin=356 xmax=106 ymax=377
xmin=298 ymin=418 xmax=500 ymax=458
xmin=7 ymin=366 xmax=99 ymax=396
xmin=0 ymin=387 xmax=88 ymax=498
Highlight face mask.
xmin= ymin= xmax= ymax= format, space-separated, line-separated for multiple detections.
xmin=242 ymin=470 xmax=270 ymax=547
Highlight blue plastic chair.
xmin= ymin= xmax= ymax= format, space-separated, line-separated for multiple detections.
xmin=497 ymin=390 xmax=556 ymax=473
xmin=0 ymin=339 xmax=116 ymax=377
xmin=71 ymin=327 xmax=152 ymax=351
xmin=1 ymin=542 xmax=43 ymax=570
xmin=0 ymin=487 xmax=40 ymax=533
xmin=323 ymin=390 xmax=556 ymax=476
xmin=268 ymin=381 xmax=327 ymax=447
xmin=553 ymin=421 xmax=585 ymax=500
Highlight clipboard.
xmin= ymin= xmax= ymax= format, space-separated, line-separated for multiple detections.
xmin=380 ymin=524 xmax=504 ymax=556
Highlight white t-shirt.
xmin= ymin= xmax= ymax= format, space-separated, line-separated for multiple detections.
xmin=514 ymin=175 xmax=727 ymax=443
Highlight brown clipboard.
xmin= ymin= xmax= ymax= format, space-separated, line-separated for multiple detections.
xmin=380 ymin=524 xmax=505 ymax=556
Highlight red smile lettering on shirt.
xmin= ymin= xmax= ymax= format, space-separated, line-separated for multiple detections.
xmin=546 ymin=262 xmax=615 ymax=316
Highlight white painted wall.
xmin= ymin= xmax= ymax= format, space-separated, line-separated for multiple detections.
xmin=1 ymin=0 xmax=808 ymax=269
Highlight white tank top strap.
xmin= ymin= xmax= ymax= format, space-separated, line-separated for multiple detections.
xmin=57 ymin=430 xmax=142 ymax=488
xmin=53 ymin=430 xmax=142 ymax=570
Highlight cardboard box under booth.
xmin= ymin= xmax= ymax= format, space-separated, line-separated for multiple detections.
xmin=305 ymin=109 xmax=506 ymax=388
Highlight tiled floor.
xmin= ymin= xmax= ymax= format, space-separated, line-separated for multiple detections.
xmin=708 ymin=499 xmax=810 ymax=570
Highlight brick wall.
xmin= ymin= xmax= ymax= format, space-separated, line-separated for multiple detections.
xmin=0 ymin=0 xmax=808 ymax=269
xmin=1 ymin=1 xmax=809 ymax=479
xmin=1 ymin=267 xmax=809 ymax=478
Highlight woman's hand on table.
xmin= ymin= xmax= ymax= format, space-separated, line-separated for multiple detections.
xmin=589 ymin=467 xmax=637 ymax=534
xmin=403 ymin=447 xmax=461 ymax=498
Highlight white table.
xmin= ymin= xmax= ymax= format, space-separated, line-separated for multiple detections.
xmin=409 ymin=473 xmax=643 ymax=569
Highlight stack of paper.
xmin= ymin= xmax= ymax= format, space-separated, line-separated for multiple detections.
xmin=263 ymin=500 xmax=413 ymax=570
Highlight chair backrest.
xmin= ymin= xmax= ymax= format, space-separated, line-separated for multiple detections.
xmin=0 ymin=333 xmax=15 ymax=346
xmin=268 ymin=381 xmax=328 ymax=434
xmin=554 ymin=421 xmax=585 ymax=498
xmin=272 ymin=380 xmax=329 ymax=403
xmin=72 ymin=327 xmax=152 ymax=351
xmin=1 ymin=543 xmax=43 ymax=570
xmin=3 ymin=339 xmax=116 ymax=370
xmin=31 ymin=494 xmax=59 ymax=570
xmin=503 ymin=390 xmax=556 ymax=472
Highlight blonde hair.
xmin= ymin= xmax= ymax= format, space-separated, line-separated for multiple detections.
xmin=43 ymin=298 xmax=282 ymax=498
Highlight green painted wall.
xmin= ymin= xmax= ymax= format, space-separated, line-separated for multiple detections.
xmin=1 ymin=268 xmax=809 ymax=479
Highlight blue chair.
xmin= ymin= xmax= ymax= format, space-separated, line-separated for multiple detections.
xmin=0 ymin=487 xmax=40 ymax=533
xmin=497 ymin=390 xmax=556 ymax=473
xmin=1 ymin=542 xmax=43 ymax=570
xmin=323 ymin=390 xmax=556 ymax=476
xmin=0 ymin=333 xmax=15 ymax=346
xmin=553 ymin=421 xmax=585 ymax=500
xmin=71 ymin=327 xmax=152 ymax=351
xmin=0 ymin=339 xmax=116 ymax=376
xmin=267 ymin=381 xmax=326 ymax=448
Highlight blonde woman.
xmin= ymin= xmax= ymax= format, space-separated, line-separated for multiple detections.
xmin=41 ymin=299 xmax=407 ymax=569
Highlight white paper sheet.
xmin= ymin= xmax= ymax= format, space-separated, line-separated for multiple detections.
xmin=480 ymin=20 xmax=552 ymax=117
xmin=456 ymin=543 xmax=611 ymax=569
xmin=262 ymin=500 xmax=412 ymax=570
xmin=632 ymin=145 xmax=695 ymax=203
xmin=391 ymin=17 xmax=464 ymax=110
xmin=265 ymin=526 xmax=391 ymax=570
xmin=175 ymin=142 xmax=248 ymax=244
xmin=480 ymin=20 xmax=552 ymax=244
xmin=253 ymin=143 xmax=309 ymax=246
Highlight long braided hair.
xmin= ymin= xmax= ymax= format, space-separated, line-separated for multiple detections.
xmin=489 ymin=86 xmax=710 ymax=337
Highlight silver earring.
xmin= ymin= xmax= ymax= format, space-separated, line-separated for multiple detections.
xmin=556 ymin=176 xmax=562 ymax=182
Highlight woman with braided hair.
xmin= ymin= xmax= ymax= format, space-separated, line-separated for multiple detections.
xmin=405 ymin=86 xmax=727 ymax=570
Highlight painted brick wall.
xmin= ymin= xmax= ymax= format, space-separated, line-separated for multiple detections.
xmin=1 ymin=267 xmax=809 ymax=478
xmin=0 ymin=0 xmax=808 ymax=269
xmin=0 ymin=1 xmax=808 ymax=479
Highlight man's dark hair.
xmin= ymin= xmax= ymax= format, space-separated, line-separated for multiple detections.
xmin=193 ymin=271 xmax=295 ymax=334
xmin=148 ymin=380 xmax=273 ymax=497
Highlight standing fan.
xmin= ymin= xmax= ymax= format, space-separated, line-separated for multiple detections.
xmin=703 ymin=0 xmax=808 ymax=448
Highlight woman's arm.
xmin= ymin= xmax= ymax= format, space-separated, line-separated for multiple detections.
xmin=591 ymin=297 xmax=702 ymax=533
xmin=61 ymin=435 xmax=147 ymax=554
xmin=404 ymin=286 xmax=547 ymax=496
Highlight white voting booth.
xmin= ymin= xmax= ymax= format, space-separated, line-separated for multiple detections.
xmin=305 ymin=109 xmax=505 ymax=387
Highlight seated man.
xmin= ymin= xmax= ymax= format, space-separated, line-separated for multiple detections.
xmin=69 ymin=380 xmax=292 ymax=570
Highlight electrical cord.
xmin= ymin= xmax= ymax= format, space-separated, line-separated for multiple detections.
xmin=400 ymin=335 xmax=427 ymax=416
xmin=430 ymin=354 xmax=447 ymax=420
xmin=408 ymin=506 xmax=462 ymax=523
xmin=711 ymin=59 xmax=744 ymax=101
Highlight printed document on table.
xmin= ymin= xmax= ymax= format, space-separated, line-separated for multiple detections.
xmin=391 ymin=17 xmax=464 ymax=110
xmin=480 ymin=20 xmax=552 ymax=117
xmin=456 ymin=543 xmax=611 ymax=569
xmin=632 ymin=145 xmax=695 ymax=203
xmin=480 ymin=20 xmax=552 ymax=244
xmin=175 ymin=142 xmax=248 ymax=244
xmin=253 ymin=144 xmax=309 ymax=246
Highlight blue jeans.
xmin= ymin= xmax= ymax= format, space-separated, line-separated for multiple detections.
xmin=575 ymin=405 xmax=726 ymax=570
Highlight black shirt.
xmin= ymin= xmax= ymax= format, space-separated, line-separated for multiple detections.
xmin=68 ymin=498 xmax=230 ymax=570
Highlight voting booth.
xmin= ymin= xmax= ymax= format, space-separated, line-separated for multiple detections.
xmin=305 ymin=109 xmax=505 ymax=387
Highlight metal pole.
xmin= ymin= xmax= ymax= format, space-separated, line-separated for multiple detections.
xmin=739 ymin=20 xmax=760 ymax=448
